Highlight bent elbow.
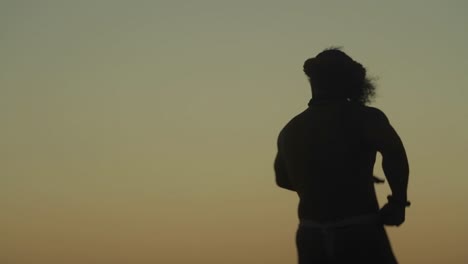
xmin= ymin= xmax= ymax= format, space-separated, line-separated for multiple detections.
xmin=276 ymin=177 xmax=295 ymax=191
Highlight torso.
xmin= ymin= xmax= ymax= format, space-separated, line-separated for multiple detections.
xmin=279 ymin=99 xmax=380 ymax=222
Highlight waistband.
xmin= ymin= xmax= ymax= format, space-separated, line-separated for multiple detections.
xmin=299 ymin=213 xmax=381 ymax=229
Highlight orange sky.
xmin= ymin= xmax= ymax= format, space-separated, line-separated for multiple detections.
xmin=2 ymin=1 xmax=468 ymax=263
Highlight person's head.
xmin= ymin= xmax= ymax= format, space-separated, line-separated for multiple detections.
xmin=303 ymin=47 xmax=376 ymax=105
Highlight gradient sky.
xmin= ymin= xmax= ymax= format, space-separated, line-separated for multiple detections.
xmin=2 ymin=1 xmax=468 ymax=263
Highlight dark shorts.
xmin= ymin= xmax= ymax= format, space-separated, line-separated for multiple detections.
xmin=296 ymin=215 xmax=398 ymax=264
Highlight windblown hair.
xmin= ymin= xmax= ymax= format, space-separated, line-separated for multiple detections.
xmin=303 ymin=48 xmax=376 ymax=105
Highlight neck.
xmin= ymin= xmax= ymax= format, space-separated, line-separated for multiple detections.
xmin=312 ymin=93 xmax=347 ymax=101
xmin=309 ymin=94 xmax=348 ymax=106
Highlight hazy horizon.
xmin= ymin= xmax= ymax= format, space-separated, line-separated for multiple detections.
xmin=2 ymin=1 xmax=468 ymax=263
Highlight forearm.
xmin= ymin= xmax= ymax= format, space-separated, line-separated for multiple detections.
xmin=382 ymin=154 xmax=409 ymax=201
xmin=274 ymin=152 xmax=295 ymax=191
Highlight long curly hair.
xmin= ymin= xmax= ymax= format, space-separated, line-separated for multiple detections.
xmin=303 ymin=48 xmax=376 ymax=105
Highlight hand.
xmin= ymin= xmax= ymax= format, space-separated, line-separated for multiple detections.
xmin=379 ymin=202 xmax=406 ymax=226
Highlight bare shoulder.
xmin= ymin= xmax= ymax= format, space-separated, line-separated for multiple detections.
xmin=360 ymin=106 xmax=390 ymax=125
xmin=277 ymin=109 xmax=310 ymax=140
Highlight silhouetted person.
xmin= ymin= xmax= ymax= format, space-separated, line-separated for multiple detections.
xmin=274 ymin=48 xmax=410 ymax=264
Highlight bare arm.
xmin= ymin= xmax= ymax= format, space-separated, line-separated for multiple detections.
xmin=274 ymin=152 xmax=295 ymax=191
xmin=274 ymin=131 xmax=295 ymax=191
xmin=365 ymin=108 xmax=409 ymax=202
xmin=365 ymin=107 xmax=409 ymax=226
